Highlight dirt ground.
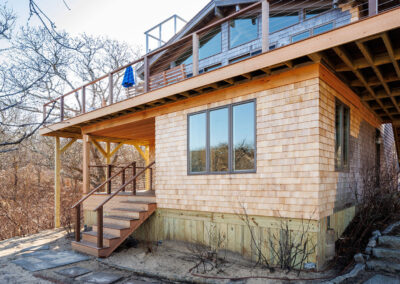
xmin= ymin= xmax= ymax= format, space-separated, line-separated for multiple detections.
xmin=0 ymin=229 xmax=349 ymax=284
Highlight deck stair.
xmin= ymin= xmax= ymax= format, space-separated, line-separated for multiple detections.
xmin=71 ymin=161 xmax=155 ymax=258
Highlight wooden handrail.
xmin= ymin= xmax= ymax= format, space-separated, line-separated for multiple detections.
xmin=71 ymin=161 xmax=134 ymax=209
xmin=94 ymin=161 xmax=155 ymax=211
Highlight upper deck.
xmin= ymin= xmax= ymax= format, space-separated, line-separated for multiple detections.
xmin=40 ymin=0 xmax=400 ymax=147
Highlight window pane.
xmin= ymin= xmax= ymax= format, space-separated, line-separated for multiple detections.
xmin=292 ymin=31 xmax=310 ymax=43
xmin=229 ymin=16 xmax=259 ymax=48
xmin=189 ymin=113 xmax=207 ymax=172
xmin=270 ymin=12 xmax=299 ymax=33
xmin=305 ymin=8 xmax=329 ymax=19
xmin=335 ymin=104 xmax=342 ymax=167
xmin=313 ymin=23 xmax=333 ymax=35
xmin=210 ymin=108 xmax=229 ymax=172
xmin=233 ymin=102 xmax=255 ymax=171
xmin=199 ymin=27 xmax=222 ymax=59
xmin=343 ymin=106 xmax=350 ymax=166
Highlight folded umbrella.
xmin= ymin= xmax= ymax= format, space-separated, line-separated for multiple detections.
xmin=122 ymin=65 xmax=135 ymax=88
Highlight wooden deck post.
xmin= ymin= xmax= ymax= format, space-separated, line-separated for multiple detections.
xmin=369 ymin=0 xmax=378 ymax=16
xmin=192 ymin=33 xmax=199 ymax=76
xmin=261 ymin=0 xmax=269 ymax=53
xmin=144 ymin=56 xmax=149 ymax=93
xmin=82 ymin=86 xmax=86 ymax=114
xmin=108 ymin=73 xmax=113 ymax=105
xmin=54 ymin=137 xmax=61 ymax=228
xmin=82 ymin=134 xmax=90 ymax=194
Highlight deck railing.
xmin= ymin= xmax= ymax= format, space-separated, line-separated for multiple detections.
xmin=43 ymin=0 xmax=398 ymax=124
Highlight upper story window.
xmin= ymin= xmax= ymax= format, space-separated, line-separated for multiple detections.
xmin=305 ymin=8 xmax=330 ymax=19
xmin=335 ymin=99 xmax=350 ymax=171
xmin=176 ymin=26 xmax=222 ymax=65
xmin=188 ymin=100 xmax=256 ymax=174
xmin=229 ymin=16 xmax=259 ymax=48
xmin=270 ymin=12 xmax=300 ymax=33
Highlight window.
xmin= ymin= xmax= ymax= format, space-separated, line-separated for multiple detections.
xmin=176 ymin=26 xmax=222 ymax=65
xmin=291 ymin=31 xmax=310 ymax=43
xmin=229 ymin=16 xmax=259 ymax=48
xmin=305 ymin=8 xmax=330 ymax=19
xmin=335 ymin=100 xmax=350 ymax=171
xmin=188 ymin=100 xmax=256 ymax=174
xmin=313 ymin=22 xmax=334 ymax=35
xmin=270 ymin=12 xmax=300 ymax=33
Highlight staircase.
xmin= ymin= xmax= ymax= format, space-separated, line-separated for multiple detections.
xmin=71 ymin=161 xmax=156 ymax=258
xmin=366 ymin=234 xmax=400 ymax=273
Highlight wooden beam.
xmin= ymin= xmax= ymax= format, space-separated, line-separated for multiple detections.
xmin=108 ymin=142 xmax=123 ymax=158
xmin=356 ymin=41 xmax=400 ymax=113
xmin=333 ymin=46 xmax=393 ymax=120
xmin=82 ymin=134 xmax=90 ymax=194
xmin=133 ymin=144 xmax=147 ymax=160
xmin=382 ymin=33 xmax=400 ymax=78
xmin=60 ymin=138 xmax=77 ymax=154
xmin=54 ymin=137 xmax=61 ymax=228
xmin=90 ymin=138 xmax=108 ymax=158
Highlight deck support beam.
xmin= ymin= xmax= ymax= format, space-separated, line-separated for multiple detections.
xmin=54 ymin=137 xmax=61 ymax=228
xmin=54 ymin=137 xmax=77 ymax=228
xmin=133 ymin=144 xmax=151 ymax=190
xmin=82 ymin=134 xmax=91 ymax=194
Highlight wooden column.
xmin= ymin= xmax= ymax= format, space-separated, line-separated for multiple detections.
xmin=192 ymin=33 xmax=199 ymax=76
xmin=369 ymin=0 xmax=378 ymax=16
xmin=144 ymin=145 xmax=150 ymax=190
xmin=82 ymin=134 xmax=90 ymax=194
xmin=261 ymin=0 xmax=269 ymax=53
xmin=105 ymin=142 xmax=111 ymax=193
xmin=54 ymin=137 xmax=61 ymax=228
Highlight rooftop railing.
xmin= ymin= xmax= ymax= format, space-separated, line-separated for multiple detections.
xmin=42 ymin=0 xmax=399 ymax=125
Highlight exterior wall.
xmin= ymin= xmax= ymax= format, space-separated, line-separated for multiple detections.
xmin=318 ymin=68 xmax=398 ymax=219
xmin=132 ymin=208 xmax=320 ymax=266
xmin=155 ymin=67 xmax=322 ymax=220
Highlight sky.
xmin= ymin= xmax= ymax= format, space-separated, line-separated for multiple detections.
xmin=6 ymin=0 xmax=210 ymax=50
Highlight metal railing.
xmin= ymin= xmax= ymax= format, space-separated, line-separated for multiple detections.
xmin=43 ymin=0 xmax=398 ymax=124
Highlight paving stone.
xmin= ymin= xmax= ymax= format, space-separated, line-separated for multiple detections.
xmin=363 ymin=274 xmax=400 ymax=284
xmin=56 ymin=266 xmax=91 ymax=278
xmin=79 ymin=272 xmax=123 ymax=284
xmin=379 ymin=236 xmax=400 ymax=249
xmin=373 ymin=248 xmax=400 ymax=261
xmin=11 ymin=250 xmax=90 ymax=272
xmin=366 ymin=260 xmax=400 ymax=273
xmin=20 ymin=244 xmax=50 ymax=252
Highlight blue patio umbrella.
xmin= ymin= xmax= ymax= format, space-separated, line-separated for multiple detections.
xmin=122 ymin=66 xmax=135 ymax=88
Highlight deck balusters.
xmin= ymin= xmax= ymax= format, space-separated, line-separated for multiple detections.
xmin=60 ymin=95 xmax=64 ymax=121
xmin=107 ymin=164 xmax=112 ymax=194
xmin=97 ymin=206 xmax=103 ymax=248
xmin=82 ymin=86 xmax=86 ymax=114
xmin=75 ymin=205 xmax=80 ymax=242
xmin=132 ymin=162 xmax=136 ymax=195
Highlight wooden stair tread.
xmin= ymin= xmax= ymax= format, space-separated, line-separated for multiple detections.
xmin=83 ymin=230 xmax=120 ymax=240
xmin=101 ymin=223 xmax=130 ymax=230
xmin=120 ymin=200 xmax=156 ymax=204
xmin=105 ymin=215 xmax=139 ymax=221
xmin=72 ymin=240 xmax=110 ymax=250
xmin=111 ymin=207 xmax=147 ymax=212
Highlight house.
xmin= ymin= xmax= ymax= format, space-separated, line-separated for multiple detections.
xmin=39 ymin=0 xmax=400 ymax=268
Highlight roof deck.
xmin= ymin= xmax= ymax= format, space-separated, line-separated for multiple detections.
xmin=40 ymin=1 xmax=400 ymax=147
